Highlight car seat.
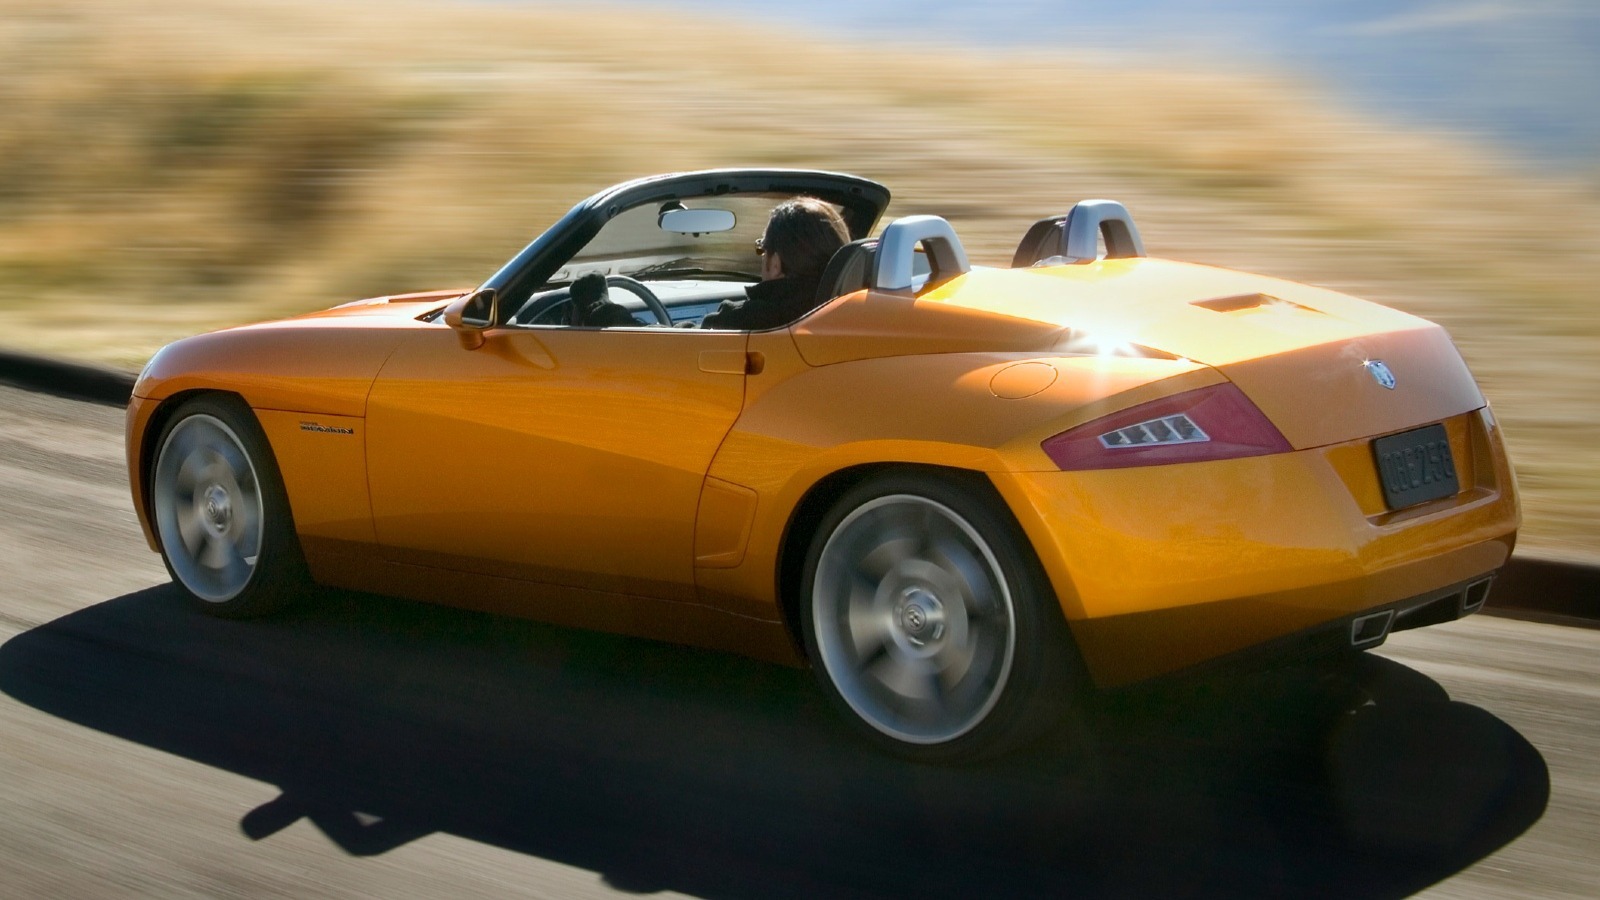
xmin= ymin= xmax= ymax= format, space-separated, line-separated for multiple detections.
xmin=814 ymin=238 xmax=880 ymax=303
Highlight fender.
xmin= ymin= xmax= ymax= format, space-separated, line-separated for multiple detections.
xmin=694 ymin=329 xmax=1218 ymax=617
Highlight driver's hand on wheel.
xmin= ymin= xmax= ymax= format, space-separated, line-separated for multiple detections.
xmin=568 ymin=272 xmax=638 ymax=327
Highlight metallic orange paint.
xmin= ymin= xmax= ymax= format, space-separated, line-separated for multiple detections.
xmin=364 ymin=325 xmax=750 ymax=601
xmin=255 ymin=410 xmax=373 ymax=546
xmin=126 ymin=250 xmax=1520 ymax=687
xmin=990 ymin=407 xmax=1516 ymax=684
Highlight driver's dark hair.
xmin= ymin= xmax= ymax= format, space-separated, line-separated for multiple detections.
xmin=764 ymin=197 xmax=849 ymax=280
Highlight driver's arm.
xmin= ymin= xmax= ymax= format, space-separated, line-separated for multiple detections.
xmin=569 ymin=272 xmax=642 ymax=327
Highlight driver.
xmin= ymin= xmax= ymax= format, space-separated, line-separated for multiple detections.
xmin=699 ymin=197 xmax=849 ymax=330
xmin=570 ymin=197 xmax=850 ymax=330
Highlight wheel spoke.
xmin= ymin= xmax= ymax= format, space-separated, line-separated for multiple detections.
xmin=165 ymin=423 xmax=201 ymax=462
xmin=234 ymin=488 xmax=263 ymax=558
xmin=195 ymin=448 xmax=228 ymax=485
xmin=176 ymin=503 xmax=205 ymax=554
xmin=868 ymin=654 xmax=934 ymax=702
xmin=925 ymin=666 xmax=951 ymax=712
xmin=853 ymin=640 xmax=890 ymax=675
xmin=198 ymin=532 xmax=233 ymax=570
xmin=927 ymin=531 xmax=996 ymax=615
xmin=933 ymin=639 xmax=976 ymax=689
xmin=846 ymin=578 xmax=891 ymax=659
xmin=219 ymin=547 xmax=254 ymax=587
xmin=856 ymin=533 xmax=916 ymax=581
xmin=213 ymin=439 xmax=251 ymax=481
xmin=174 ymin=452 xmax=206 ymax=495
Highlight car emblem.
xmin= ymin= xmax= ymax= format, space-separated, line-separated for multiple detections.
xmin=1365 ymin=360 xmax=1397 ymax=390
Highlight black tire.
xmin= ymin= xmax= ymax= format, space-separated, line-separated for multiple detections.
xmin=148 ymin=394 xmax=306 ymax=617
xmin=799 ymin=470 xmax=1081 ymax=762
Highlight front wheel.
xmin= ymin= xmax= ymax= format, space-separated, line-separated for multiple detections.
xmin=800 ymin=471 xmax=1079 ymax=762
xmin=149 ymin=395 xmax=305 ymax=617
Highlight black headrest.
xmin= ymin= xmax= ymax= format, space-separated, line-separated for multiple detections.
xmin=814 ymin=238 xmax=880 ymax=304
xmin=1012 ymin=216 xmax=1068 ymax=268
xmin=1013 ymin=202 xmax=1147 ymax=267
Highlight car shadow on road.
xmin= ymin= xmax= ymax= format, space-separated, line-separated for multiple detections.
xmin=0 ymin=585 xmax=1548 ymax=899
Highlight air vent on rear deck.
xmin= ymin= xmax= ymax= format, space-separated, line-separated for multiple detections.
xmin=1191 ymin=293 xmax=1319 ymax=315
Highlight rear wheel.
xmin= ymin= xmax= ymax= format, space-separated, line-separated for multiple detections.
xmin=800 ymin=471 xmax=1079 ymax=761
xmin=150 ymin=395 xmax=305 ymax=617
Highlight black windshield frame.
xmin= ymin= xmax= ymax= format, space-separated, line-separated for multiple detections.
xmin=480 ymin=169 xmax=890 ymax=325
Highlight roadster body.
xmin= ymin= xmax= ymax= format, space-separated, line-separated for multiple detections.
xmin=126 ymin=169 xmax=1519 ymax=759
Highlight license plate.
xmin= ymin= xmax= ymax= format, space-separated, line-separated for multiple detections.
xmin=1373 ymin=423 xmax=1459 ymax=511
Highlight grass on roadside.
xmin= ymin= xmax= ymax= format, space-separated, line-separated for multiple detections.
xmin=1 ymin=0 xmax=1595 ymax=561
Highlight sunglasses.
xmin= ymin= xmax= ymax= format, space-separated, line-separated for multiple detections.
xmin=754 ymin=237 xmax=766 ymax=256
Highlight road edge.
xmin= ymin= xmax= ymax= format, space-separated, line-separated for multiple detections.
xmin=0 ymin=349 xmax=135 ymax=408
xmin=1486 ymin=558 xmax=1599 ymax=629
xmin=2 ymin=347 xmax=1594 ymax=623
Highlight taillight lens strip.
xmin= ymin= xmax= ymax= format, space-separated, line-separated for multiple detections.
xmin=1043 ymin=382 xmax=1291 ymax=471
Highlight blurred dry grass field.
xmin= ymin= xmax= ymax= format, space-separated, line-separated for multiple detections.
xmin=1 ymin=0 xmax=1595 ymax=562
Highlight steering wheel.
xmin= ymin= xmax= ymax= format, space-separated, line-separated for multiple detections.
xmin=604 ymin=275 xmax=672 ymax=326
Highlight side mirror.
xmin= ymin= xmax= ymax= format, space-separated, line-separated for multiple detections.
xmin=444 ymin=288 xmax=497 ymax=350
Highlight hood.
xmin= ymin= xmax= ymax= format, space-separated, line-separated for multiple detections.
xmin=134 ymin=288 xmax=470 ymax=414
xmin=289 ymin=288 xmax=470 ymax=322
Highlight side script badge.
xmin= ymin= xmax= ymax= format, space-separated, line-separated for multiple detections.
xmin=300 ymin=421 xmax=356 ymax=435
xmin=1364 ymin=360 xmax=1397 ymax=390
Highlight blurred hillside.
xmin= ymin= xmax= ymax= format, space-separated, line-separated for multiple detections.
xmin=619 ymin=0 xmax=1600 ymax=167
xmin=0 ymin=0 xmax=1596 ymax=562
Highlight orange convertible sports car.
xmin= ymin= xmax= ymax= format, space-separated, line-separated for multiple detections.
xmin=126 ymin=169 xmax=1519 ymax=760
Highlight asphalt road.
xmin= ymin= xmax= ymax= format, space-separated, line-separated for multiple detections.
xmin=0 ymin=382 xmax=1595 ymax=899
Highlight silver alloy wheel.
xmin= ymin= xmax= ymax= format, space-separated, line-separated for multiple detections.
xmin=811 ymin=494 xmax=1017 ymax=745
xmin=152 ymin=414 xmax=264 ymax=603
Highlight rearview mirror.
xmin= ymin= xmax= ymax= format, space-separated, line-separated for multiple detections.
xmin=444 ymin=288 xmax=497 ymax=349
xmin=659 ymin=207 xmax=736 ymax=235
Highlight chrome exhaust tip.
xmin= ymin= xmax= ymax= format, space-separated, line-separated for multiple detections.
xmin=1351 ymin=609 xmax=1396 ymax=648
xmin=1461 ymin=577 xmax=1493 ymax=614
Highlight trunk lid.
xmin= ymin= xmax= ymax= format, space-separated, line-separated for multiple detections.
xmin=799 ymin=259 xmax=1485 ymax=449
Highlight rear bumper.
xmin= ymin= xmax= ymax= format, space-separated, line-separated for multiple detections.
xmin=1089 ymin=572 xmax=1499 ymax=688
xmin=1061 ymin=551 xmax=1510 ymax=687
xmin=990 ymin=407 xmax=1519 ymax=687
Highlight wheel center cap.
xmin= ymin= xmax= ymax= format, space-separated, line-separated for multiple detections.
xmin=895 ymin=589 xmax=945 ymax=645
xmin=904 ymin=605 xmax=927 ymax=632
xmin=203 ymin=484 xmax=232 ymax=532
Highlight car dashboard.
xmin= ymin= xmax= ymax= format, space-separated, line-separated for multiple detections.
xmin=508 ymin=278 xmax=751 ymax=328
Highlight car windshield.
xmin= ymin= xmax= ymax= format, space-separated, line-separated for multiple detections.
xmin=551 ymin=193 xmax=821 ymax=284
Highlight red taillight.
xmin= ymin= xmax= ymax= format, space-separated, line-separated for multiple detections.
xmin=1042 ymin=382 xmax=1291 ymax=471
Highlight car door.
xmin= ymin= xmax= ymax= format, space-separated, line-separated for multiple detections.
xmin=364 ymin=324 xmax=749 ymax=602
